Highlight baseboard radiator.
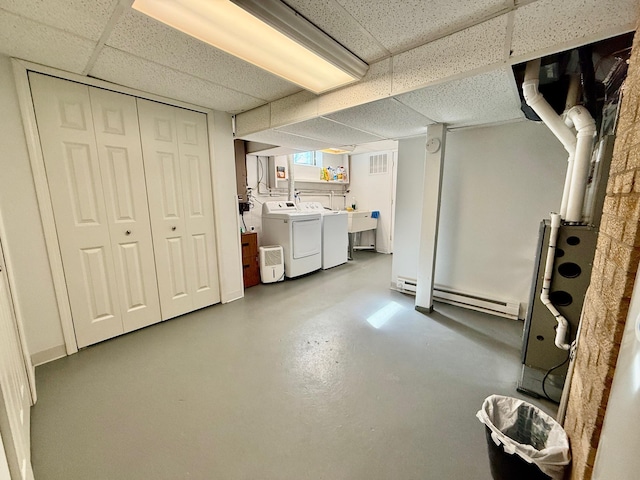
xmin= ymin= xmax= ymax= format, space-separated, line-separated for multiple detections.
xmin=395 ymin=277 xmax=520 ymax=320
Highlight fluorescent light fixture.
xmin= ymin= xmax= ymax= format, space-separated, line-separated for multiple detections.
xmin=131 ymin=0 xmax=368 ymax=94
xmin=321 ymin=146 xmax=355 ymax=155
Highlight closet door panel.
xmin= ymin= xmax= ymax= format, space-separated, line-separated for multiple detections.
xmin=29 ymin=73 xmax=122 ymax=347
xmin=89 ymin=87 xmax=161 ymax=333
xmin=137 ymin=99 xmax=193 ymax=319
xmin=0 ymin=242 xmax=34 ymax=480
xmin=176 ymin=109 xmax=220 ymax=308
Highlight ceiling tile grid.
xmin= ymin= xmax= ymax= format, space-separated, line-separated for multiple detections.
xmin=90 ymin=47 xmax=266 ymax=113
xmin=270 ymin=91 xmax=319 ymax=128
xmin=0 ymin=0 xmax=118 ymax=41
xmin=395 ymin=67 xmax=524 ymax=127
xmin=240 ymin=129 xmax=331 ymax=151
xmin=324 ymin=98 xmax=433 ymax=139
xmin=277 ymin=117 xmax=384 ymax=145
xmin=235 ymin=104 xmax=271 ymax=137
xmin=0 ymin=9 xmax=96 ymax=74
xmin=392 ymin=15 xmax=509 ymax=94
xmin=335 ymin=0 xmax=509 ymax=54
xmin=282 ymin=0 xmax=389 ymax=63
xmin=511 ymin=0 xmax=640 ymax=59
xmin=318 ymin=58 xmax=393 ymax=115
xmin=106 ymin=10 xmax=301 ymax=102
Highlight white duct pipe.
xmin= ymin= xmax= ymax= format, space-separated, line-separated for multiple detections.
xmin=540 ymin=213 xmax=571 ymax=351
xmin=523 ymin=59 xmax=577 ymax=156
xmin=564 ymin=106 xmax=597 ymax=222
xmin=559 ymin=152 xmax=574 ymax=219
xmin=564 ymin=74 xmax=581 ymax=111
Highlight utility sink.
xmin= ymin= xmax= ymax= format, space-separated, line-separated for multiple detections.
xmin=348 ymin=211 xmax=377 ymax=233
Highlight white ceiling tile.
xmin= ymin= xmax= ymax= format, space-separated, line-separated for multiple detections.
xmin=271 ymin=91 xmax=319 ymax=127
xmin=235 ymin=105 xmax=270 ymax=137
xmin=278 ymin=117 xmax=384 ymax=145
xmin=282 ymin=0 xmax=389 ymax=63
xmin=0 ymin=9 xmax=95 ymax=73
xmin=336 ymin=0 xmax=509 ymax=54
xmin=106 ymin=10 xmax=301 ymax=102
xmin=324 ymin=98 xmax=433 ymax=139
xmin=395 ymin=67 xmax=524 ymax=127
xmin=393 ymin=15 xmax=508 ymax=94
xmin=0 ymin=0 xmax=118 ymax=41
xmin=319 ymin=59 xmax=392 ymax=115
xmin=511 ymin=0 xmax=639 ymax=59
xmin=90 ymin=47 xmax=265 ymax=113
xmin=238 ymin=129 xmax=331 ymax=151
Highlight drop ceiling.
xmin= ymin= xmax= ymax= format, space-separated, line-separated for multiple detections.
xmin=0 ymin=0 xmax=637 ymax=152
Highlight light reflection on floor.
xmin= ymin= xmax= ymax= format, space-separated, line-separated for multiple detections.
xmin=366 ymin=301 xmax=404 ymax=329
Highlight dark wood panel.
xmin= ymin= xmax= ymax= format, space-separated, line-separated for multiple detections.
xmin=241 ymin=232 xmax=259 ymax=288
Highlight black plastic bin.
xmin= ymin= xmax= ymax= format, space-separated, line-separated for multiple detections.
xmin=477 ymin=395 xmax=570 ymax=480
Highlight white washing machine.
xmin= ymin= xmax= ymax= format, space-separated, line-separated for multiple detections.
xmin=261 ymin=201 xmax=321 ymax=278
xmin=297 ymin=202 xmax=348 ymax=269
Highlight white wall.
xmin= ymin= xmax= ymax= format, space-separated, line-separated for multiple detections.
xmin=0 ymin=55 xmax=65 ymax=359
xmin=349 ymin=150 xmax=397 ymax=254
xmin=435 ymin=121 xmax=567 ymax=315
xmin=209 ymin=110 xmax=244 ymax=303
xmin=392 ymin=136 xmax=427 ymax=285
xmin=592 ymin=267 xmax=640 ymax=479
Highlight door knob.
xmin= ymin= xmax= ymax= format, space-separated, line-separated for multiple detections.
xmin=125 ymin=230 xmax=131 ymax=235
xmin=171 ymin=226 xmax=177 ymax=231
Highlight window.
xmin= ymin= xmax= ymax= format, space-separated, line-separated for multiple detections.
xmin=293 ymin=151 xmax=322 ymax=167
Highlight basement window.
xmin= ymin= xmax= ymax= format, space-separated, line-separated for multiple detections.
xmin=293 ymin=151 xmax=322 ymax=167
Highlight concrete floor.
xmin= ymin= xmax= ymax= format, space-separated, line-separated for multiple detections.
xmin=31 ymin=252 xmax=555 ymax=479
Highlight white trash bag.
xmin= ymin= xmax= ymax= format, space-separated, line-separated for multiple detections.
xmin=476 ymin=395 xmax=571 ymax=480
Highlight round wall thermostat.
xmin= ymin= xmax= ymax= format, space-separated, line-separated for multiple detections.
xmin=426 ymin=138 xmax=441 ymax=153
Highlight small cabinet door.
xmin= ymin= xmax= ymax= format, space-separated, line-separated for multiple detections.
xmin=241 ymin=232 xmax=259 ymax=288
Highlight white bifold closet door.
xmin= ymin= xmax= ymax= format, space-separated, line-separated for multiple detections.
xmin=0 ymin=239 xmax=34 ymax=480
xmin=30 ymin=74 xmax=161 ymax=348
xmin=137 ymin=99 xmax=220 ymax=319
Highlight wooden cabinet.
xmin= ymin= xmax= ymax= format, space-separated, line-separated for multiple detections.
xmin=241 ymin=232 xmax=260 ymax=288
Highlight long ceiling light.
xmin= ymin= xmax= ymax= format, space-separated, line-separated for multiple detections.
xmin=131 ymin=0 xmax=368 ymax=94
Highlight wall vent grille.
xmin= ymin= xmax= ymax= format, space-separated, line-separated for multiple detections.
xmin=369 ymin=153 xmax=388 ymax=175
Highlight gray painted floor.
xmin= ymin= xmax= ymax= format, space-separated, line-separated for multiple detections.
xmin=31 ymin=252 xmax=555 ymax=479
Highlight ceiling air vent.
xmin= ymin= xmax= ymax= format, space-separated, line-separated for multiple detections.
xmin=369 ymin=153 xmax=388 ymax=175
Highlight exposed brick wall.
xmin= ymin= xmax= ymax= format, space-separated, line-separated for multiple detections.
xmin=564 ymin=27 xmax=640 ymax=480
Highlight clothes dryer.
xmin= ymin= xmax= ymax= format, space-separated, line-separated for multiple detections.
xmin=261 ymin=201 xmax=321 ymax=278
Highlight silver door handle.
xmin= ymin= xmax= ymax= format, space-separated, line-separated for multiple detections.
xmin=125 ymin=230 xmax=131 ymax=235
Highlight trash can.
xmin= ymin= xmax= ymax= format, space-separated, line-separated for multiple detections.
xmin=477 ymin=395 xmax=570 ymax=480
